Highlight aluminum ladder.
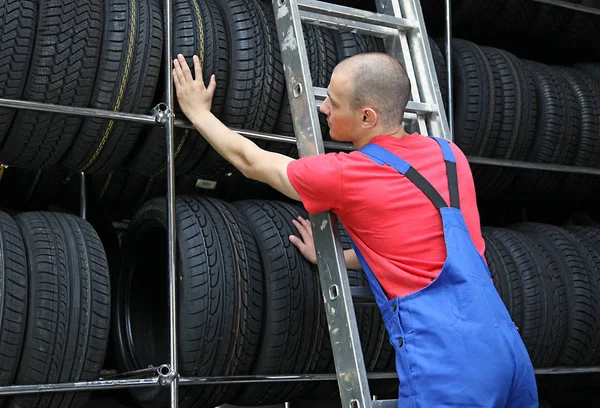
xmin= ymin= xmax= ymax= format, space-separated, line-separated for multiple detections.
xmin=270 ymin=0 xmax=450 ymax=406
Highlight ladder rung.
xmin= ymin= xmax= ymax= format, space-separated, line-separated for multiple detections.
xmin=313 ymin=87 xmax=435 ymax=115
xmin=372 ymin=399 xmax=399 ymax=408
xmin=299 ymin=10 xmax=400 ymax=37
xmin=298 ymin=0 xmax=415 ymax=33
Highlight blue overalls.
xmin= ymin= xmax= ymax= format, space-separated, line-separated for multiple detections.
xmin=350 ymin=137 xmax=539 ymax=407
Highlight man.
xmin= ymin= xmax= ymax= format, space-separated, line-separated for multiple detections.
xmin=173 ymin=52 xmax=538 ymax=407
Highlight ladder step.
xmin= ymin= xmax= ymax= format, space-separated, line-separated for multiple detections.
xmin=314 ymin=87 xmax=435 ymax=115
xmin=372 ymin=399 xmax=399 ymax=408
xmin=298 ymin=0 xmax=414 ymax=37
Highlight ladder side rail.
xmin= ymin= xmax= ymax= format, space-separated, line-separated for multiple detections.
xmin=271 ymin=0 xmax=373 ymax=407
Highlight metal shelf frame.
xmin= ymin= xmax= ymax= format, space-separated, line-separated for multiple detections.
xmin=0 ymin=0 xmax=599 ymax=406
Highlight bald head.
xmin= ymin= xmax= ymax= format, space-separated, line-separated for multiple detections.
xmin=335 ymin=53 xmax=411 ymax=129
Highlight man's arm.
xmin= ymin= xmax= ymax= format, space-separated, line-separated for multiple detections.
xmin=173 ymin=54 xmax=300 ymax=201
xmin=291 ymin=216 xmax=361 ymax=269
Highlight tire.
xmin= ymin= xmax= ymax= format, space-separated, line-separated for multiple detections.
xmin=113 ymin=196 xmax=263 ymax=408
xmin=0 ymin=0 xmax=103 ymax=169
xmin=62 ymin=0 xmax=163 ymax=174
xmin=8 ymin=212 xmax=111 ymax=408
xmin=575 ymin=63 xmax=600 ymax=85
xmin=514 ymin=223 xmax=600 ymax=366
xmin=518 ymin=62 xmax=580 ymax=196
xmin=0 ymin=166 xmax=67 ymax=211
xmin=232 ymin=200 xmax=327 ymax=405
xmin=487 ymin=227 xmax=564 ymax=367
xmin=430 ymin=38 xmax=449 ymax=114
xmin=89 ymin=170 xmax=167 ymax=220
xmin=475 ymin=47 xmax=536 ymax=197
xmin=562 ymin=226 xmax=600 ymax=364
xmin=482 ymin=228 xmax=524 ymax=330
xmin=0 ymin=211 xmax=28 ymax=405
xmin=0 ymin=0 xmax=37 ymax=145
xmin=451 ymin=39 xmax=495 ymax=157
xmin=558 ymin=68 xmax=600 ymax=200
xmin=333 ymin=31 xmax=385 ymax=61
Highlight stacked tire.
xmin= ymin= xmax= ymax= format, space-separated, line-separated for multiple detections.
xmin=114 ymin=197 xmax=396 ymax=407
xmin=444 ymin=38 xmax=600 ymax=201
xmin=0 ymin=210 xmax=110 ymax=408
xmin=484 ymin=223 xmax=600 ymax=368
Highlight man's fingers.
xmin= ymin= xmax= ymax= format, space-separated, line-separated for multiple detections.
xmin=297 ymin=216 xmax=313 ymax=237
xmin=177 ymin=54 xmax=194 ymax=82
xmin=292 ymin=218 xmax=313 ymax=243
xmin=172 ymin=69 xmax=180 ymax=87
xmin=193 ymin=55 xmax=203 ymax=83
xmin=289 ymin=234 xmax=306 ymax=250
xmin=207 ymin=74 xmax=217 ymax=96
xmin=173 ymin=58 xmax=185 ymax=84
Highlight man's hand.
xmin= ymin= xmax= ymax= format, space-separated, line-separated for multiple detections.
xmin=290 ymin=216 xmax=361 ymax=269
xmin=173 ymin=54 xmax=215 ymax=121
xmin=290 ymin=216 xmax=318 ymax=264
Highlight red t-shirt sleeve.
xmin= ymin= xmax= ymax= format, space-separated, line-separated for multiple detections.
xmin=287 ymin=153 xmax=343 ymax=214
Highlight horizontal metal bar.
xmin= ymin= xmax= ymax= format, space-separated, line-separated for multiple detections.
xmin=534 ymin=366 xmax=600 ymax=375
xmin=532 ymin=0 xmax=600 ymax=15
xmin=313 ymin=87 xmax=434 ymax=115
xmin=0 ymin=98 xmax=158 ymax=125
xmin=298 ymin=0 xmax=414 ymax=29
xmin=372 ymin=399 xmax=398 ymax=408
xmin=300 ymin=10 xmax=400 ymax=37
xmin=468 ymin=156 xmax=600 ymax=176
xmin=180 ymin=372 xmax=398 ymax=386
xmin=0 ymin=378 xmax=160 ymax=396
xmin=99 ymin=365 xmax=169 ymax=380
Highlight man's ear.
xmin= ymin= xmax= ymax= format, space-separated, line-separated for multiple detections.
xmin=361 ymin=108 xmax=377 ymax=129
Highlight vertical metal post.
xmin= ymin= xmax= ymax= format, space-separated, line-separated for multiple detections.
xmin=79 ymin=172 xmax=87 ymax=220
xmin=272 ymin=1 xmax=373 ymax=408
xmin=163 ymin=0 xmax=179 ymax=405
xmin=445 ymin=0 xmax=453 ymax=140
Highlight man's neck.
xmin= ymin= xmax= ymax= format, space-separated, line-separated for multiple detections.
xmin=353 ymin=126 xmax=409 ymax=150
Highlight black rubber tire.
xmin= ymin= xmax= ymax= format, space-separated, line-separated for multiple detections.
xmin=482 ymin=228 xmax=524 ymax=330
xmin=558 ymin=68 xmax=600 ymax=199
xmin=575 ymin=63 xmax=600 ymax=85
xmin=127 ymin=125 xmax=209 ymax=177
xmin=333 ymin=30 xmax=385 ymax=61
xmin=212 ymin=0 xmax=266 ymax=130
xmin=0 ymin=166 xmax=67 ymax=211
xmin=487 ymin=228 xmax=563 ymax=367
xmin=475 ymin=47 xmax=537 ymax=197
xmin=89 ymin=170 xmax=167 ymax=220
xmin=232 ymin=200 xmax=326 ymax=405
xmin=451 ymin=39 xmax=495 ymax=157
xmin=514 ymin=223 xmax=600 ymax=367
xmin=0 ymin=211 xmax=28 ymax=405
xmin=518 ymin=62 xmax=581 ymax=196
xmin=62 ymin=0 xmax=163 ymax=174
xmin=114 ymin=196 xmax=263 ymax=408
xmin=0 ymin=0 xmax=103 ymax=169
xmin=562 ymin=226 xmax=600 ymax=364
xmin=0 ymin=0 xmax=37 ymax=145
xmin=8 ymin=212 xmax=110 ymax=408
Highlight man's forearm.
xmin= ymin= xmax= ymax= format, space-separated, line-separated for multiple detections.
xmin=344 ymin=249 xmax=361 ymax=269
xmin=188 ymin=110 xmax=260 ymax=176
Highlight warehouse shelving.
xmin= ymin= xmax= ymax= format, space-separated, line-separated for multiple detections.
xmin=0 ymin=0 xmax=599 ymax=407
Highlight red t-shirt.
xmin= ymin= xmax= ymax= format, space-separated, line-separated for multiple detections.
xmin=287 ymin=133 xmax=485 ymax=299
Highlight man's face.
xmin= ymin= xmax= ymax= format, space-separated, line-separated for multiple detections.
xmin=319 ymin=70 xmax=363 ymax=142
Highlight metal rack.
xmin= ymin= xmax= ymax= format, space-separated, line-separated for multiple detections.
xmin=0 ymin=0 xmax=599 ymax=406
